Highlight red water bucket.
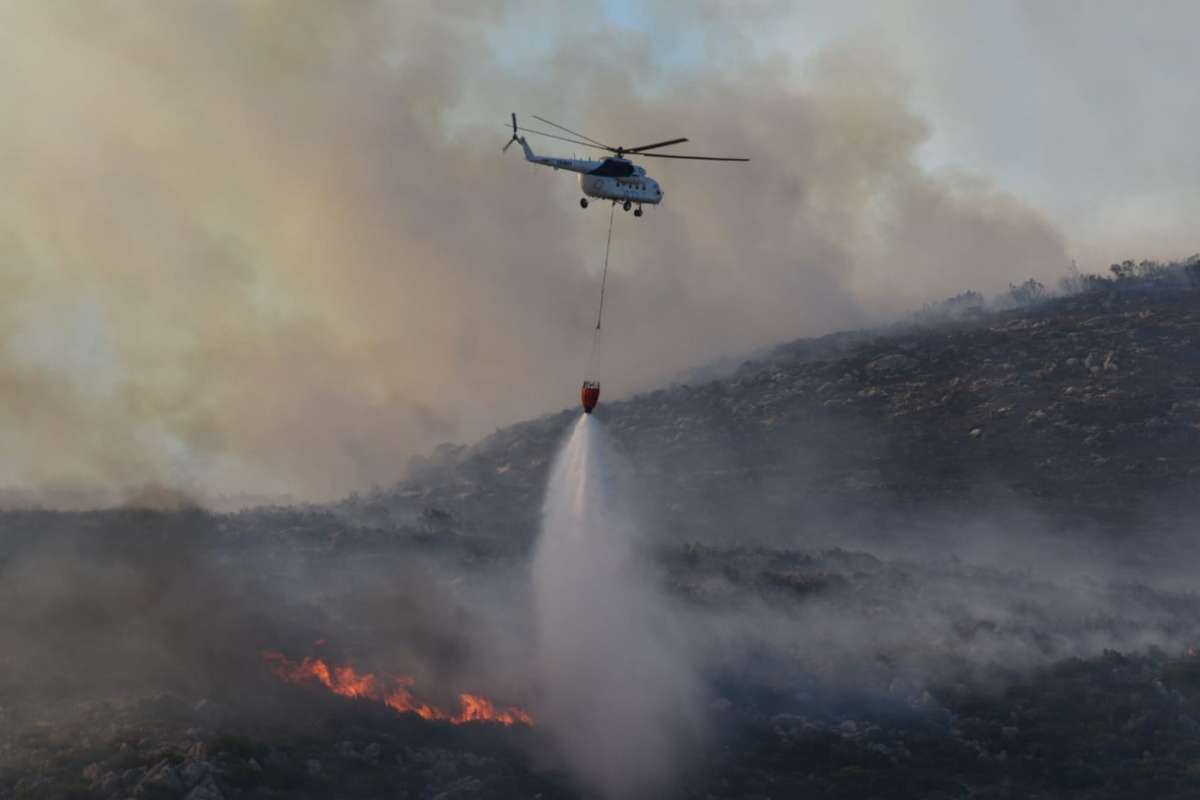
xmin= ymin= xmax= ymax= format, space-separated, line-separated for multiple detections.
xmin=581 ymin=381 xmax=600 ymax=414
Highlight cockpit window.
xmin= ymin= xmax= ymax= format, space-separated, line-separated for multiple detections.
xmin=589 ymin=159 xmax=636 ymax=177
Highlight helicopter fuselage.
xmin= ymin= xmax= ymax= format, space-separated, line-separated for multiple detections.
xmin=579 ymin=172 xmax=662 ymax=204
xmin=518 ymin=138 xmax=663 ymax=205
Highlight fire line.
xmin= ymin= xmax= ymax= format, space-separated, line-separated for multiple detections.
xmin=260 ymin=651 xmax=533 ymax=727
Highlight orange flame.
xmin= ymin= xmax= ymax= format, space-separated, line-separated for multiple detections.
xmin=456 ymin=692 xmax=534 ymax=726
xmin=261 ymin=651 xmax=533 ymax=726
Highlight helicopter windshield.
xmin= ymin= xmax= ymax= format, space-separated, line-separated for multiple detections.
xmin=589 ymin=158 xmax=636 ymax=177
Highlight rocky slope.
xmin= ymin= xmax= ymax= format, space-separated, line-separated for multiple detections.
xmin=5 ymin=280 xmax=1200 ymax=799
xmin=339 ymin=283 xmax=1200 ymax=553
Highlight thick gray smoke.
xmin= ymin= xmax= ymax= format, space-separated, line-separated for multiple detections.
xmin=0 ymin=511 xmax=526 ymax=719
xmin=0 ymin=1 xmax=1072 ymax=503
xmin=533 ymin=416 xmax=702 ymax=798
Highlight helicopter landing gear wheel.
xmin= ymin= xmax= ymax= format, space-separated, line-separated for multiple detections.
xmin=634 ymin=207 xmax=643 ymax=217
xmin=623 ymin=200 xmax=632 ymax=212
xmin=580 ymin=197 xmax=589 ymax=209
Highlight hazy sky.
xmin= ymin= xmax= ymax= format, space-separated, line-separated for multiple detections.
xmin=1 ymin=1 xmax=1195 ymax=503
xmin=586 ymin=0 xmax=1200 ymax=262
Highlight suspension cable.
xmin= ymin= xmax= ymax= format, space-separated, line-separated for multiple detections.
xmin=595 ymin=202 xmax=615 ymax=331
xmin=588 ymin=202 xmax=616 ymax=366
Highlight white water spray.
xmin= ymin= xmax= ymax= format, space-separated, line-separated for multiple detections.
xmin=533 ymin=416 xmax=702 ymax=799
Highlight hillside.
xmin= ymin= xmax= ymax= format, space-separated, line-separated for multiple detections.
xmin=340 ymin=283 xmax=1200 ymax=554
xmin=5 ymin=280 xmax=1200 ymax=800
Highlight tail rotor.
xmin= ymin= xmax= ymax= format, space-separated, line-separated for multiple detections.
xmin=502 ymin=112 xmax=520 ymax=153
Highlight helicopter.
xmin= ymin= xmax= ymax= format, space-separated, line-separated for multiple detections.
xmin=503 ymin=113 xmax=748 ymax=217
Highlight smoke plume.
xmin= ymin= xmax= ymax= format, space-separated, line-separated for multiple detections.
xmin=0 ymin=2 xmax=1072 ymax=502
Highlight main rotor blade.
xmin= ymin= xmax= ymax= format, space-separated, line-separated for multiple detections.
xmin=531 ymin=115 xmax=614 ymax=151
xmin=639 ymin=153 xmax=750 ymax=162
xmin=624 ymin=137 xmax=689 ymax=153
xmin=509 ymin=124 xmax=610 ymax=152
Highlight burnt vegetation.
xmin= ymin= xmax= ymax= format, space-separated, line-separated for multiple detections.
xmin=4 ymin=257 xmax=1200 ymax=799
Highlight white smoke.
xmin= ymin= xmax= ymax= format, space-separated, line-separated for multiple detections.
xmin=532 ymin=415 xmax=703 ymax=799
